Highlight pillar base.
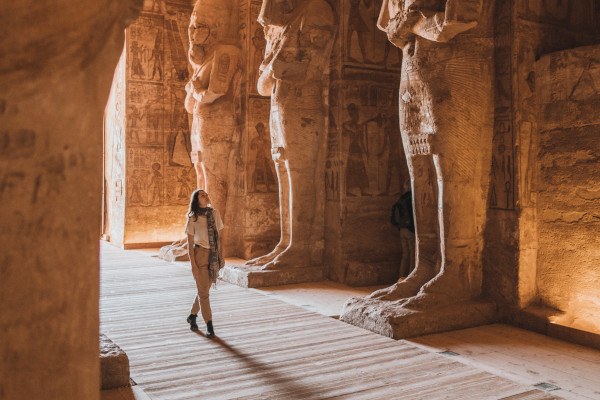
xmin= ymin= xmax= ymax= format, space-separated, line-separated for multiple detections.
xmin=340 ymin=297 xmax=497 ymax=339
xmin=221 ymin=263 xmax=325 ymax=288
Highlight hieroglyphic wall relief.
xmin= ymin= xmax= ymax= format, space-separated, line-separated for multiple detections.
xmin=342 ymin=0 xmax=402 ymax=68
xmin=247 ymin=99 xmax=276 ymax=193
xmin=245 ymin=0 xmax=337 ymax=269
xmin=126 ymin=5 xmax=196 ymax=214
xmin=490 ymin=0 xmax=515 ymax=210
xmin=338 ymin=83 xmax=401 ymax=198
xmin=186 ymin=0 xmax=242 ymax=225
xmin=325 ymin=0 xmax=408 ymax=285
xmin=103 ymin=0 xmax=195 ymax=245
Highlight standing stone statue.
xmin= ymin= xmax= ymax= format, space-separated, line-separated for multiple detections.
xmin=245 ymin=0 xmax=336 ymax=270
xmin=185 ymin=0 xmax=242 ymax=221
xmin=345 ymin=0 xmax=494 ymax=315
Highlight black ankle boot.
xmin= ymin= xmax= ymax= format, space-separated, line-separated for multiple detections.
xmin=206 ymin=320 xmax=215 ymax=338
xmin=187 ymin=314 xmax=199 ymax=331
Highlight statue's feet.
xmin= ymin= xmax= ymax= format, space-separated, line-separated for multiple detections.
xmin=401 ymin=290 xmax=471 ymax=310
xmin=245 ymin=244 xmax=286 ymax=267
xmin=402 ymin=274 xmax=471 ymax=310
xmin=261 ymin=247 xmax=309 ymax=271
xmin=368 ymin=278 xmax=423 ymax=301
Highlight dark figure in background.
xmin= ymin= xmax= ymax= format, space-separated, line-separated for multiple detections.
xmin=391 ymin=180 xmax=415 ymax=279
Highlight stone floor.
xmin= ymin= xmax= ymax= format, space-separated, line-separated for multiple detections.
xmin=100 ymin=243 xmax=600 ymax=399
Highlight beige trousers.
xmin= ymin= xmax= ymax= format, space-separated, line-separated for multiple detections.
xmin=190 ymin=245 xmax=212 ymax=322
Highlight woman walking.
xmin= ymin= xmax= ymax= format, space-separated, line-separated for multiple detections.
xmin=185 ymin=189 xmax=224 ymax=337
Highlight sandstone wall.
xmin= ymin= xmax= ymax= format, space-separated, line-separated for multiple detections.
xmin=0 ymin=1 xmax=141 ymax=398
xmin=483 ymin=0 xmax=599 ymax=311
xmin=535 ymin=45 xmax=600 ymax=334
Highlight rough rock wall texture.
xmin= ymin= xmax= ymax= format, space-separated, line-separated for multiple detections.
xmin=535 ymin=45 xmax=600 ymax=334
xmin=0 ymin=1 xmax=140 ymax=399
xmin=326 ymin=0 xmax=408 ymax=286
xmin=482 ymin=0 xmax=599 ymax=311
xmin=104 ymin=0 xmax=195 ymax=246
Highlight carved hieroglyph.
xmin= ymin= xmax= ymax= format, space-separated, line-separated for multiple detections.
xmin=350 ymin=0 xmax=494 ymax=309
xmin=186 ymin=0 xmax=242 ymax=219
xmin=245 ymin=0 xmax=336 ymax=269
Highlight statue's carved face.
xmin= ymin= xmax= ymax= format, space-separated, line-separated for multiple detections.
xmin=189 ymin=2 xmax=232 ymax=47
xmin=189 ymin=19 xmax=210 ymax=46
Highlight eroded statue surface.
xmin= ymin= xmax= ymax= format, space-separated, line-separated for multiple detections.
xmin=245 ymin=0 xmax=336 ymax=270
xmin=186 ymin=0 xmax=242 ymax=218
xmin=343 ymin=0 xmax=494 ymax=321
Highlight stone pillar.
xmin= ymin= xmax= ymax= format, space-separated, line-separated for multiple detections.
xmin=104 ymin=1 xmax=195 ymax=248
xmin=185 ymin=0 xmax=243 ymax=256
xmin=341 ymin=0 xmax=498 ymax=339
xmin=0 ymin=1 xmax=140 ymax=399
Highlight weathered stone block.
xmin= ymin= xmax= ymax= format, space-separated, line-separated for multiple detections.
xmin=100 ymin=334 xmax=130 ymax=390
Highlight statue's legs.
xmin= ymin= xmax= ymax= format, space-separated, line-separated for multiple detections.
xmin=261 ymin=105 xmax=325 ymax=270
xmin=246 ymin=159 xmax=291 ymax=266
xmin=370 ymin=154 xmax=441 ymax=300
xmin=403 ymin=138 xmax=491 ymax=309
xmin=264 ymin=158 xmax=318 ymax=269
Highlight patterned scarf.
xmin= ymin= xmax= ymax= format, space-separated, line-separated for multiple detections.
xmin=206 ymin=208 xmax=224 ymax=287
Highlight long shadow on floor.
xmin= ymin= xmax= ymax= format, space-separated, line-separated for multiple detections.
xmin=195 ymin=332 xmax=323 ymax=399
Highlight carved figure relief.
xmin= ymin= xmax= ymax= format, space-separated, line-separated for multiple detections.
xmin=245 ymin=0 xmax=336 ymax=269
xmin=365 ymin=0 xmax=494 ymax=309
xmin=186 ymin=0 xmax=242 ymax=219
xmin=347 ymin=0 xmax=373 ymax=64
xmin=168 ymin=88 xmax=192 ymax=166
xmin=249 ymin=122 xmax=277 ymax=192
xmin=343 ymin=103 xmax=370 ymax=196
xmin=251 ymin=27 xmax=267 ymax=92
xmin=333 ymin=82 xmax=403 ymax=199
xmin=127 ymin=147 xmax=163 ymax=207
xmin=342 ymin=0 xmax=401 ymax=68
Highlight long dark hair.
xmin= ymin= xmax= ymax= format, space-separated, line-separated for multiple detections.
xmin=188 ymin=189 xmax=213 ymax=221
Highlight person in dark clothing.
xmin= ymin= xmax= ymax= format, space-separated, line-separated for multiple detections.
xmin=391 ymin=180 xmax=415 ymax=279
